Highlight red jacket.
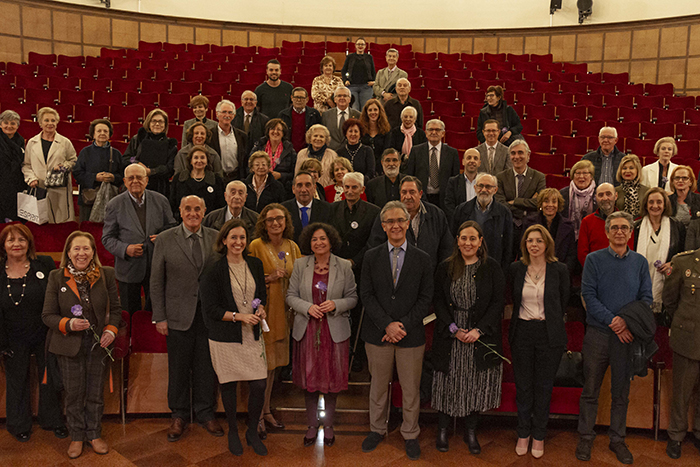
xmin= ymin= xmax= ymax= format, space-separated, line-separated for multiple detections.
xmin=577 ymin=208 xmax=635 ymax=267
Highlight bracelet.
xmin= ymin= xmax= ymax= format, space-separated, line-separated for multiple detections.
xmin=231 ymin=311 xmax=236 ymax=322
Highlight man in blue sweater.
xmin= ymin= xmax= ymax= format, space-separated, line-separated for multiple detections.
xmin=576 ymin=211 xmax=652 ymax=465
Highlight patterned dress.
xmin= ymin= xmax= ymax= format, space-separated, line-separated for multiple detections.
xmin=311 ymin=75 xmax=344 ymax=112
xmin=431 ymin=260 xmax=503 ymax=417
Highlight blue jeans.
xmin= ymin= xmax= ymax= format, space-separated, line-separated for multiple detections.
xmin=348 ymin=84 xmax=373 ymax=111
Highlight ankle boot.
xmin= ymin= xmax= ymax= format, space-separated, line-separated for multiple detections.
xmin=464 ymin=428 xmax=481 ymax=454
xmin=436 ymin=428 xmax=449 ymax=452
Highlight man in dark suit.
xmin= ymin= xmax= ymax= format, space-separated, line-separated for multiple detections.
xmin=365 ymin=148 xmax=405 ymax=208
xmin=329 ymin=171 xmax=381 ymax=371
xmin=281 ymin=171 xmax=331 ymax=243
xmin=102 ymin=163 xmax=175 ymax=315
xmin=582 ymin=126 xmax=625 ymax=187
xmin=233 ymin=90 xmax=269 ymax=155
xmin=277 ymin=87 xmax=322 ymax=153
xmin=452 ymin=172 xmax=514 ymax=270
xmin=208 ymin=99 xmax=248 ymax=182
xmin=444 ymin=148 xmax=481 ymax=222
xmin=321 ymin=87 xmax=360 ymax=151
xmin=202 ymin=180 xmax=259 ymax=238
xmin=384 ymin=78 xmax=424 ymax=130
xmin=151 ymin=195 xmax=222 ymax=442
xmin=476 ymin=119 xmax=513 ymax=176
xmin=360 ymin=200 xmax=433 ymax=461
xmin=405 ymin=119 xmax=460 ymax=209
xmin=367 ymin=176 xmax=452 ymax=272
xmin=495 ymin=139 xmax=546 ymax=256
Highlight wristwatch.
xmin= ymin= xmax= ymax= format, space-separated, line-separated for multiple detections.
xmin=231 ymin=311 xmax=236 ymax=322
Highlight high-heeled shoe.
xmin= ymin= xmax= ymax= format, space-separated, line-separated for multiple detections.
xmin=263 ymin=412 xmax=285 ymax=430
xmin=304 ymin=426 xmax=318 ymax=447
xmin=257 ymin=418 xmax=267 ymax=440
xmin=531 ymin=438 xmax=544 ymax=458
xmin=515 ymin=436 xmax=530 ymax=456
xmin=324 ymin=426 xmax=335 ymax=447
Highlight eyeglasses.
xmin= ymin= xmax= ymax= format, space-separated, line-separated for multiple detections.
xmin=599 ymin=135 xmax=616 ymax=140
xmin=125 ymin=175 xmax=146 ymax=181
xmin=150 ymin=120 xmax=165 ymax=125
xmin=475 ymin=184 xmax=496 ymax=190
xmin=292 ymin=95 xmax=307 ymax=100
xmin=426 ymin=127 xmax=444 ymax=133
xmin=673 ymin=176 xmax=690 ymax=182
xmin=381 ymin=218 xmax=408 ymax=226
xmin=574 ymin=171 xmax=592 ymax=176
xmin=609 ymin=225 xmax=631 ymax=232
xmin=265 ymin=216 xmax=285 ymax=225
xmin=485 ymin=93 xmax=496 ymax=98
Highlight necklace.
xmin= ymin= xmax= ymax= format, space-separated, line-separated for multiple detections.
xmin=6 ymin=272 xmax=29 ymax=306
xmin=344 ymin=143 xmax=360 ymax=163
xmin=192 ymin=173 xmax=205 ymax=182
xmin=528 ymin=264 xmax=546 ymax=281
xmin=314 ymin=257 xmax=329 ymax=274
xmin=228 ymin=262 xmax=249 ymax=306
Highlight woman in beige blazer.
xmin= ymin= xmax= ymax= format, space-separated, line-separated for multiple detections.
xmin=22 ymin=107 xmax=77 ymax=223
xmin=286 ymin=223 xmax=357 ymax=447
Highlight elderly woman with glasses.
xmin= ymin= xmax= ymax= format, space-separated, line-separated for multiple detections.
xmin=0 ymin=110 xmax=26 ymax=221
xmin=668 ymin=165 xmax=700 ymax=226
xmin=615 ymin=154 xmax=649 ymax=218
xmin=561 ymin=160 xmax=597 ymax=240
xmin=244 ymin=151 xmax=286 ymax=213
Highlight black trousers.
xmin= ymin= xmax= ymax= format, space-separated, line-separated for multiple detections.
xmin=4 ymin=334 xmax=63 ymax=435
xmin=578 ymin=325 xmax=631 ymax=443
xmin=118 ymin=278 xmax=151 ymax=315
xmin=165 ymin=311 xmax=217 ymax=422
xmin=511 ymin=319 xmax=564 ymax=440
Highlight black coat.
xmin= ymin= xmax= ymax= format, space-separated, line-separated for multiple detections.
xmin=336 ymin=144 xmax=376 ymax=181
xmin=169 ymin=170 xmax=225 ymax=220
xmin=476 ymin=100 xmax=523 ymax=144
xmin=432 ymin=257 xmax=505 ymax=373
xmin=669 ymin=191 xmax=700 ymax=220
xmin=405 ymin=142 xmax=461 ymax=210
xmin=507 ymin=260 xmax=569 ymax=348
xmin=244 ymin=173 xmax=286 ymax=213
xmin=328 ymin=199 xmax=381 ymax=270
xmin=388 ymin=126 xmax=427 ymax=159
xmin=278 ymin=106 xmax=322 ymax=135
xmin=582 ymin=146 xmax=625 ymax=187
xmin=208 ymin=126 xmax=249 ymax=179
xmin=617 ymin=300 xmax=658 ymax=379
xmin=73 ymin=143 xmax=124 ymax=206
xmin=0 ymin=131 xmax=26 ymax=221
xmin=200 ymin=254 xmax=266 ymax=343
xmin=361 ymin=132 xmax=390 ymax=175
xmin=281 ymin=198 xmax=332 ymax=244
xmin=122 ymin=128 xmax=177 ymax=196
xmin=365 ymin=173 xmax=405 ymax=208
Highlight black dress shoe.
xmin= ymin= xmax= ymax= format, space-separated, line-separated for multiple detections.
xmin=575 ymin=438 xmax=593 ymax=461
xmin=304 ymin=426 xmax=318 ymax=447
xmin=324 ymin=435 xmax=336 ymax=447
xmin=436 ymin=428 xmax=449 ymax=452
xmin=609 ymin=441 xmax=634 ymax=465
xmin=53 ymin=426 xmax=69 ymax=439
xmin=405 ymin=438 xmax=421 ymax=460
xmin=351 ymin=358 xmax=363 ymax=373
xmin=361 ymin=432 xmax=384 ymax=452
xmin=263 ymin=413 xmax=285 ymax=430
xmin=15 ymin=431 xmax=30 ymax=442
xmin=246 ymin=429 xmax=268 ymax=456
xmin=257 ymin=419 xmax=267 ymax=440
xmin=464 ymin=429 xmax=481 ymax=454
xmin=667 ymin=440 xmax=681 ymax=459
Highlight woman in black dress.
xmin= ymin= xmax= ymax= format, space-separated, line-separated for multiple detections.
xmin=170 ymin=145 xmax=225 ymax=220
xmin=336 ymin=118 xmax=375 ymax=182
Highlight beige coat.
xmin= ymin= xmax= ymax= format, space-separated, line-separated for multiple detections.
xmin=23 ymin=132 xmax=77 ymax=223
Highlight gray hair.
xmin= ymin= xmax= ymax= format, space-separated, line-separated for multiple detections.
xmin=400 ymin=106 xmax=417 ymax=119
xmin=605 ymin=211 xmax=633 ymax=232
xmin=475 ymin=172 xmax=496 ymax=186
xmin=226 ymin=180 xmax=246 ymax=193
xmin=179 ymin=194 xmax=206 ymax=209
xmin=343 ymin=171 xmax=364 ymax=187
xmin=334 ymin=86 xmax=351 ymax=98
xmin=125 ymin=163 xmax=147 ymax=177
xmin=0 ymin=110 xmax=21 ymax=125
xmin=599 ymin=126 xmax=618 ymax=138
xmin=216 ymin=99 xmax=236 ymax=112
xmin=509 ymin=138 xmax=530 ymax=154
xmin=426 ymin=119 xmax=445 ymax=131
xmin=380 ymin=201 xmax=409 ymax=222
xmin=396 ymin=77 xmax=411 ymax=88
xmin=386 ymin=48 xmax=399 ymax=57
xmin=241 ymin=90 xmax=257 ymax=102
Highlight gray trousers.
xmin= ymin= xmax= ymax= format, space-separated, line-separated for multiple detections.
xmin=578 ymin=325 xmax=631 ymax=444
xmin=667 ymin=352 xmax=700 ymax=441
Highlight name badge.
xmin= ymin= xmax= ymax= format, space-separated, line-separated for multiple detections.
xmin=207 ymin=186 xmax=214 ymax=193
xmin=351 ymin=221 xmax=359 ymax=229
xmin=36 ymin=271 xmax=45 ymax=279
xmin=60 ymin=287 xmax=67 ymax=292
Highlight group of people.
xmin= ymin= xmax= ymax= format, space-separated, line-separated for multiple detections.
xmin=1 ymin=39 xmax=700 ymax=464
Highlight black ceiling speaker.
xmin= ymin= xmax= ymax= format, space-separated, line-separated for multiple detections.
xmin=550 ymin=0 xmax=563 ymax=14
xmin=577 ymin=0 xmax=593 ymax=23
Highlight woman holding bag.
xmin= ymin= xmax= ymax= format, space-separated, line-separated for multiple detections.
xmin=22 ymin=107 xmax=77 ymax=224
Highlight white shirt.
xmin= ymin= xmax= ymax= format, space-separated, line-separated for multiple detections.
xmin=464 ymin=174 xmax=477 ymax=202
xmin=218 ymin=125 xmax=239 ymax=173
xmin=336 ymin=107 xmax=349 ymax=128
xmin=426 ymin=142 xmax=442 ymax=195
xmin=296 ymin=199 xmax=312 ymax=221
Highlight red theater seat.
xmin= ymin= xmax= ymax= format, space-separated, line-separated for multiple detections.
xmin=28 ymin=221 xmax=79 ymax=253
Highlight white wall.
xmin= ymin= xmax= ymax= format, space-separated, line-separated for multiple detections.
xmin=53 ymin=0 xmax=700 ymax=30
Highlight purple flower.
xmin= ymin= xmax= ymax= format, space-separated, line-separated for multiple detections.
xmin=130 ymin=156 xmax=136 ymax=163
xmin=251 ymin=298 xmax=261 ymax=310
xmin=71 ymin=304 xmax=83 ymax=317
xmin=315 ymin=281 xmax=328 ymax=292
xmin=654 ymin=260 xmax=662 ymax=268
xmin=278 ymin=251 xmax=286 ymax=261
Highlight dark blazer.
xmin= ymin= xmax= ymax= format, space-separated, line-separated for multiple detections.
xmin=670 ymin=191 xmax=700 ymax=220
xmin=328 ymin=199 xmax=381 ymax=269
xmin=208 ymin=126 xmax=249 ymax=179
xmin=476 ymin=101 xmax=523 ymax=144
xmin=200 ymin=254 xmax=266 ymax=343
xmin=633 ymin=216 xmax=686 ymax=263
xmin=336 ymin=144 xmax=376 ymax=180
xmin=582 ymin=146 xmax=625 ymax=187
xmin=361 ymin=132 xmax=390 ymax=174
xmin=432 ymin=257 xmax=505 ymax=373
xmin=384 ymin=97 xmax=425 ymax=130
xmin=443 ymin=173 xmax=474 ymax=222
xmin=340 ymin=53 xmax=376 ymax=84
xmin=203 ymin=205 xmax=259 ymax=238
xmin=507 ymin=260 xmax=569 ymax=347
xmin=42 ymin=266 xmax=122 ymax=357
xmin=405 ymin=142 xmax=461 ymax=209
xmin=73 ymin=143 xmax=124 ymax=206
xmin=321 ymin=107 xmax=362 ymax=152
xmin=388 ymin=126 xmax=427 ymax=159
xmin=522 ymin=212 xmax=577 ymax=272
xmin=169 ymin=170 xmax=225 ymax=220
xmin=451 ymin=197 xmax=514 ymax=271
xmin=495 ymin=167 xmax=547 ymax=221
xmin=244 ymin=173 xmax=286 ymax=213
xmin=360 ymin=242 xmax=433 ymax=348
xmin=278 ymin=106 xmax=322 ymax=135
xmin=102 ymin=189 xmax=176 ymax=283
xmin=150 ymin=224 xmax=219 ymax=331
xmin=686 ymin=218 xmax=700 ymax=250
xmin=233 ymin=107 xmax=269 ymax=155
xmin=250 ymin=138 xmax=297 ymax=188
xmin=476 ymin=141 xmax=512 ymax=176
xmin=365 ymin=173 xmax=405 ymax=208
xmin=281 ymin=197 xmax=332 ymax=243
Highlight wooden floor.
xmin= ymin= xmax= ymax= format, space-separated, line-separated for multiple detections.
xmin=1 ymin=415 xmax=699 ymax=467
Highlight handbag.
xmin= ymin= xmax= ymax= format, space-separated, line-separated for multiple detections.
xmin=554 ymin=350 xmax=584 ymax=387
xmin=44 ymin=168 xmax=69 ymax=188
xmin=82 ymin=188 xmax=97 ymax=205
xmin=88 ymin=148 xmax=119 ymax=223
xmin=17 ymin=188 xmax=49 ymax=224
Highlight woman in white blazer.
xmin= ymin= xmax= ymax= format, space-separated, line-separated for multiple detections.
xmin=286 ymin=222 xmax=357 ymax=448
xmin=23 ymin=107 xmax=77 ymax=223
xmin=641 ymin=137 xmax=678 ymax=194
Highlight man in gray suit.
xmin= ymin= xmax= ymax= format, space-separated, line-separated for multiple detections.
xmin=102 ymin=163 xmax=175 ymax=315
xmin=151 ymin=195 xmax=223 ymax=442
xmin=476 ymin=119 xmax=513 ymax=176
xmin=373 ymin=48 xmax=408 ymax=102
xmin=321 ymin=86 xmax=360 ymax=151
xmin=203 ymin=180 xmax=258 ymax=238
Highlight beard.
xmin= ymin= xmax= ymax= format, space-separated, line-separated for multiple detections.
xmin=477 ymin=193 xmax=492 ymax=206
xmin=384 ymin=167 xmax=400 ymax=178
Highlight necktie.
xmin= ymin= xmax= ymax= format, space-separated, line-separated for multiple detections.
xmin=339 ymin=110 xmax=346 ymax=129
xmin=244 ymin=114 xmax=251 ymax=133
xmin=300 ymin=206 xmax=309 ymax=228
xmin=391 ymin=247 xmax=400 ymax=286
xmin=191 ymin=235 xmax=202 ymax=271
xmin=488 ymin=146 xmax=495 ymax=170
xmin=429 ymin=147 xmax=439 ymax=189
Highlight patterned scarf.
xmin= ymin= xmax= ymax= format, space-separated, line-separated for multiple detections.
xmin=401 ymin=124 xmax=416 ymax=157
xmin=569 ymin=180 xmax=596 ymax=239
xmin=621 ymin=180 xmax=641 ymax=217
xmin=265 ymin=139 xmax=284 ymax=170
xmin=66 ymin=259 xmax=100 ymax=284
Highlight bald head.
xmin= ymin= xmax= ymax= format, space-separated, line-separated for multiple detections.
xmin=596 ymin=182 xmax=618 ymax=214
xmin=463 ymin=148 xmax=481 ymax=176
xmin=124 ymin=163 xmax=148 ymax=198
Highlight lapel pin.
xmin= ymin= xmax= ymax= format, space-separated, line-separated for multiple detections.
xmin=60 ymin=286 xmax=67 ymax=292
xmin=36 ymin=271 xmax=45 ymax=279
